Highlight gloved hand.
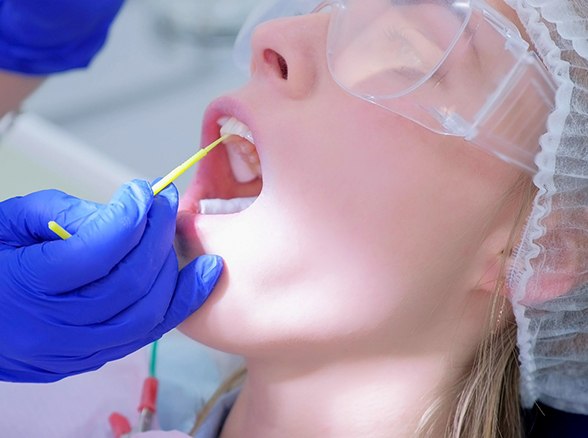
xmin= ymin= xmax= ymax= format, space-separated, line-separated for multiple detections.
xmin=0 ymin=0 xmax=124 ymax=74
xmin=0 ymin=180 xmax=223 ymax=383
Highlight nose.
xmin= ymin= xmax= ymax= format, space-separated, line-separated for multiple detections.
xmin=248 ymin=13 xmax=330 ymax=99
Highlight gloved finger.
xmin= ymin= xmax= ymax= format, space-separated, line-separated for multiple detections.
xmin=36 ymin=251 xmax=179 ymax=361
xmin=14 ymin=180 xmax=153 ymax=292
xmin=58 ymin=254 xmax=222 ymax=358
xmin=84 ymin=256 xmax=224 ymax=366
xmin=49 ymin=186 xmax=180 ymax=323
xmin=0 ymin=189 xmax=100 ymax=246
xmin=31 ymin=252 xmax=221 ymax=374
xmin=147 ymin=254 xmax=224 ymax=339
xmin=7 ymin=252 xmax=175 ymax=379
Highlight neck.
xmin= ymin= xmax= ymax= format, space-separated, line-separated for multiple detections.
xmin=220 ymin=352 xmax=466 ymax=438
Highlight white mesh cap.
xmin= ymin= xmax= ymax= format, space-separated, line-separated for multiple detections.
xmin=505 ymin=0 xmax=588 ymax=414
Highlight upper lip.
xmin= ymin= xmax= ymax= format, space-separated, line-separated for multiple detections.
xmin=201 ymin=95 xmax=259 ymax=152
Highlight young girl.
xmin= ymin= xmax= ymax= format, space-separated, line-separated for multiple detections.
xmin=145 ymin=0 xmax=588 ymax=436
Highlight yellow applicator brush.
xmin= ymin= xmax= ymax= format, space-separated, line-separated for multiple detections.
xmin=48 ymin=220 xmax=73 ymax=240
xmin=151 ymin=134 xmax=229 ymax=196
xmin=48 ymin=134 xmax=229 ymax=240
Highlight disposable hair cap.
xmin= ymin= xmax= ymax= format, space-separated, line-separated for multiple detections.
xmin=506 ymin=0 xmax=588 ymax=415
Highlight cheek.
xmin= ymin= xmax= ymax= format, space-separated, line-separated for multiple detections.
xmin=266 ymin=102 xmax=463 ymax=264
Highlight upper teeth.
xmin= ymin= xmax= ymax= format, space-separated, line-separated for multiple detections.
xmin=218 ymin=117 xmax=261 ymax=183
xmin=218 ymin=116 xmax=255 ymax=144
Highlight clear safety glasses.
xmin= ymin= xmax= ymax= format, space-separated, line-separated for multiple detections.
xmin=234 ymin=0 xmax=557 ymax=173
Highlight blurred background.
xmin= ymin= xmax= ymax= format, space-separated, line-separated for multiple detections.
xmin=0 ymin=0 xmax=260 ymax=202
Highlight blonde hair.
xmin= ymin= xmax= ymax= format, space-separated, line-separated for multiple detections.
xmin=414 ymin=310 xmax=522 ymax=438
xmin=419 ymin=176 xmax=536 ymax=438
xmin=448 ymin=318 xmax=522 ymax=438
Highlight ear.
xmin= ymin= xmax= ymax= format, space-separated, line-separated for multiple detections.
xmin=474 ymin=227 xmax=513 ymax=297
xmin=471 ymin=180 xmax=531 ymax=297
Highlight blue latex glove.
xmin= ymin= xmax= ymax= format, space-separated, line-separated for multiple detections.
xmin=0 ymin=180 xmax=223 ymax=383
xmin=0 ymin=0 xmax=124 ymax=74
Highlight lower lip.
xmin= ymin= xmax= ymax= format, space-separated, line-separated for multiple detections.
xmin=175 ymin=209 xmax=203 ymax=260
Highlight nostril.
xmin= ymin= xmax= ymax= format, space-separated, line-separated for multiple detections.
xmin=277 ymin=55 xmax=288 ymax=80
xmin=263 ymin=49 xmax=289 ymax=80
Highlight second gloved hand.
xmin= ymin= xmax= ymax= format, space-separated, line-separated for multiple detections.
xmin=0 ymin=0 xmax=125 ymax=74
xmin=0 ymin=180 xmax=223 ymax=383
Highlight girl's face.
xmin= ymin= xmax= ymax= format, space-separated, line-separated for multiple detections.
xmin=176 ymin=1 xmax=528 ymax=359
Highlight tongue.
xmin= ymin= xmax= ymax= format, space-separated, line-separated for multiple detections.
xmin=199 ymin=197 xmax=257 ymax=215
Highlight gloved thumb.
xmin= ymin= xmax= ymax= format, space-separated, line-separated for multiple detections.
xmin=16 ymin=180 xmax=153 ymax=293
xmin=149 ymin=255 xmax=223 ymax=338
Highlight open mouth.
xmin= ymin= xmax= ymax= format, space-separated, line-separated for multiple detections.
xmin=193 ymin=116 xmax=263 ymax=215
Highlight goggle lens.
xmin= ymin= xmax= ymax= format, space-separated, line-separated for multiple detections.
xmin=233 ymin=0 xmax=556 ymax=173
xmin=327 ymin=0 xmax=469 ymax=98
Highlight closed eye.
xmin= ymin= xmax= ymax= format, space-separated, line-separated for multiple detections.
xmin=394 ymin=66 xmax=450 ymax=89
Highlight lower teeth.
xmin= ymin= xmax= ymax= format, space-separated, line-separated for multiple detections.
xmin=199 ymin=197 xmax=257 ymax=215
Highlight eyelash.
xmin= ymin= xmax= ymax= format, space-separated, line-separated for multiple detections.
xmin=382 ymin=27 xmax=450 ymax=88
xmin=397 ymin=66 xmax=450 ymax=89
xmin=431 ymin=67 xmax=450 ymax=89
